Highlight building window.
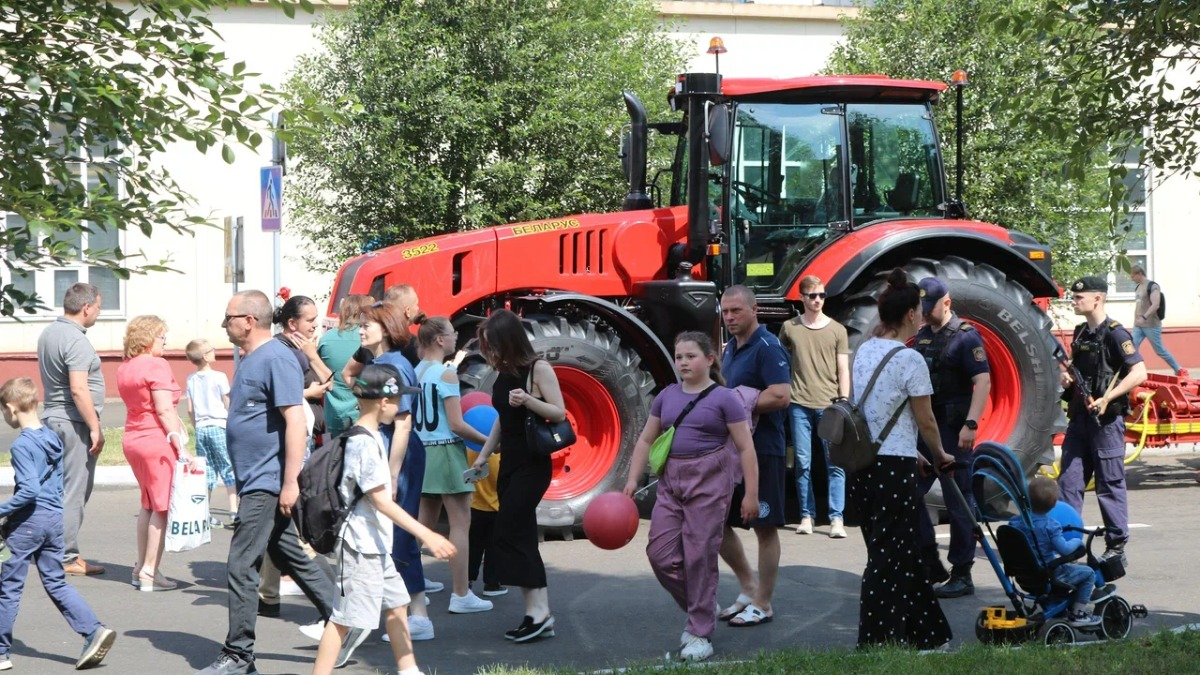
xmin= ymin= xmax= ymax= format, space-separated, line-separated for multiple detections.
xmin=1 ymin=123 xmax=124 ymax=316
xmin=1110 ymin=141 xmax=1148 ymax=296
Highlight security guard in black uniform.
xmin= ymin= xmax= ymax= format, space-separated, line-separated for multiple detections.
xmin=914 ymin=277 xmax=991 ymax=598
xmin=1059 ymin=276 xmax=1147 ymax=566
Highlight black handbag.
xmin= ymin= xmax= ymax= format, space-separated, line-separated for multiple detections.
xmin=524 ymin=361 xmax=576 ymax=456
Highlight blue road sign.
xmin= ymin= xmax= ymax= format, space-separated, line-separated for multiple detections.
xmin=261 ymin=166 xmax=282 ymax=232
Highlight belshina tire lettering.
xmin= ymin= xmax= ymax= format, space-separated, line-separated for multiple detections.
xmin=834 ymin=255 xmax=1061 ymax=514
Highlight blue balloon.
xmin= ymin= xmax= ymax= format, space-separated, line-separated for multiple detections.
xmin=1048 ymin=501 xmax=1084 ymax=542
xmin=462 ymin=405 xmax=498 ymax=451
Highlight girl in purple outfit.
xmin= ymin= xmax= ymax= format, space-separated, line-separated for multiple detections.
xmin=623 ymin=331 xmax=759 ymax=663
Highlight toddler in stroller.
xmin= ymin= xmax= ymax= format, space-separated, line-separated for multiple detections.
xmin=941 ymin=442 xmax=1143 ymax=645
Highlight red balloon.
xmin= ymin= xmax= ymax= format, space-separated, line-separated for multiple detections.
xmin=461 ymin=390 xmax=491 ymax=413
xmin=583 ymin=492 xmax=640 ymax=550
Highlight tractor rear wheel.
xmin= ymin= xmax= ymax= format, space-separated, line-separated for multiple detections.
xmin=458 ymin=316 xmax=656 ymax=532
xmin=834 ymin=256 xmax=1062 ymax=513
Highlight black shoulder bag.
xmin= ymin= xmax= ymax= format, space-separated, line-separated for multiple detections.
xmin=524 ymin=360 xmax=577 ymax=456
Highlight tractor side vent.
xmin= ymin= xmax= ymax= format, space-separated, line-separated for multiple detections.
xmin=558 ymin=229 xmax=606 ymax=276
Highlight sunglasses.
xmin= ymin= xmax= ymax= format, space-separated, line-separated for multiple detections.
xmin=804 ymin=292 xmax=827 ymax=300
xmin=222 ymin=313 xmax=252 ymax=324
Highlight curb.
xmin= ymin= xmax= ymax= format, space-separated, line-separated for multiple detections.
xmin=0 ymin=465 xmax=138 ymax=488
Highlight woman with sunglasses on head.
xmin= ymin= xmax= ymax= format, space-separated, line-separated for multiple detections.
xmin=117 ymin=315 xmax=195 ymax=591
xmin=342 ymin=303 xmax=435 ymax=640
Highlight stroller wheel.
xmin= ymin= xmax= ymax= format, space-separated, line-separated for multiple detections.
xmin=1098 ymin=596 xmax=1133 ymax=640
xmin=1042 ymin=619 xmax=1076 ymax=646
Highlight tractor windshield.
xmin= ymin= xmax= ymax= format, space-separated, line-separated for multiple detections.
xmin=726 ymin=101 xmax=944 ymax=295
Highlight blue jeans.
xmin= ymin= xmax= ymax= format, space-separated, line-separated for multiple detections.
xmin=1131 ymin=326 xmax=1182 ymax=373
xmin=0 ymin=508 xmax=102 ymax=655
xmin=789 ymin=403 xmax=845 ymax=520
xmin=1054 ymin=562 xmax=1096 ymax=608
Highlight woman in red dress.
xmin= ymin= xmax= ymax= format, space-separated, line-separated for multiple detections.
xmin=117 ymin=315 xmax=195 ymax=592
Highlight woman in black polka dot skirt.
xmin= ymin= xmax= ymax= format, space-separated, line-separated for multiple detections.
xmin=847 ymin=269 xmax=954 ymax=649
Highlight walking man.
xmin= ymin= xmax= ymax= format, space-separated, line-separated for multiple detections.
xmin=1128 ymin=265 xmax=1185 ymax=377
xmin=197 ymin=290 xmax=339 ymax=675
xmin=716 ymin=286 xmax=791 ymax=628
xmin=36 ymin=282 xmax=106 ymax=576
xmin=1059 ymin=276 xmax=1147 ymax=566
xmin=778 ymin=276 xmax=850 ymax=538
xmin=912 ymin=277 xmax=991 ymax=598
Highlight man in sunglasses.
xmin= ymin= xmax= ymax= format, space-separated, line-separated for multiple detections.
xmin=778 ymin=276 xmax=850 ymax=539
xmin=912 ymin=276 xmax=991 ymax=599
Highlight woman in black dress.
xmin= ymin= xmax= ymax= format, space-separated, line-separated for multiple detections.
xmin=470 ymin=309 xmax=566 ymax=643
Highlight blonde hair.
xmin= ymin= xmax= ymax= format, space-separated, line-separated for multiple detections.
xmin=0 ymin=377 xmax=39 ymax=412
xmin=417 ymin=316 xmax=453 ymax=349
xmin=185 ymin=338 xmax=210 ymax=366
xmin=124 ymin=315 xmax=167 ymax=359
xmin=338 ymin=294 xmax=375 ymax=330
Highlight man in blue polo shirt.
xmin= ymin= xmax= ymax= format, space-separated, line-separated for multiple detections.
xmin=716 ymin=285 xmax=791 ymax=628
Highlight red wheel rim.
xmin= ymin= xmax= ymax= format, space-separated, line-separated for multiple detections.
xmin=973 ymin=323 xmax=1022 ymax=443
xmin=544 ymin=366 xmax=621 ymax=501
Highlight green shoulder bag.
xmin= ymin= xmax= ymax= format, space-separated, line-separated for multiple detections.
xmin=649 ymin=383 xmax=719 ymax=475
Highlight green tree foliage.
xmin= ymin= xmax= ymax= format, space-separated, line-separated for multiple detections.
xmin=283 ymin=0 xmax=687 ymax=272
xmin=0 ymin=0 xmax=316 ymax=317
xmin=827 ymin=0 xmax=1118 ymax=284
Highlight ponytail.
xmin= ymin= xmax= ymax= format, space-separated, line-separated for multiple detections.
xmin=874 ymin=268 xmax=920 ymax=336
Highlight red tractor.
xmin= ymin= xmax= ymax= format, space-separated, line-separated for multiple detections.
xmin=326 ymin=71 xmax=1063 ymax=530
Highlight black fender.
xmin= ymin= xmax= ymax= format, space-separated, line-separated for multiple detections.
xmin=512 ymin=292 xmax=677 ymax=388
xmin=822 ymin=228 xmax=1058 ymax=300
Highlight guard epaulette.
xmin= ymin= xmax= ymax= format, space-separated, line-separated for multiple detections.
xmin=1108 ymin=320 xmax=1120 ymax=329
xmin=960 ymin=323 xmax=974 ymax=332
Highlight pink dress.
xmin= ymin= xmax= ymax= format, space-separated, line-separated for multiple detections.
xmin=117 ymin=355 xmax=181 ymax=511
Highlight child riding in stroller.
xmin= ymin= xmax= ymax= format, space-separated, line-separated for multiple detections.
xmin=941 ymin=441 xmax=1145 ymax=645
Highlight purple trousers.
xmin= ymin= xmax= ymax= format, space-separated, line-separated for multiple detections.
xmin=1059 ymin=415 xmax=1129 ymax=547
xmin=646 ymin=449 xmax=736 ymax=639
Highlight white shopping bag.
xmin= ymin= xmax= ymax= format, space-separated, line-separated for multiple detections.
xmin=165 ymin=458 xmax=211 ymax=553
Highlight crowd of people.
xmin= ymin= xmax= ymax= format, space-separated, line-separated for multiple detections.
xmin=0 ymin=266 xmax=1157 ymax=670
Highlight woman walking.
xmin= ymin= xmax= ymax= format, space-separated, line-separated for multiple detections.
xmin=117 ymin=315 xmax=195 ymax=591
xmin=623 ymin=331 xmax=759 ymax=662
xmin=849 ymin=268 xmax=954 ymax=649
xmin=470 ymin=309 xmax=565 ymax=643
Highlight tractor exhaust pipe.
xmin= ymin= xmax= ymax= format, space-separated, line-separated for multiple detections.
xmin=678 ymin=73 xmax=721 ymax=264
xmin=622 ymin=91 xmax=653 ymax=211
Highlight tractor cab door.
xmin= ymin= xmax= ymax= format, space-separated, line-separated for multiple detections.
xmin=845 ymin=103 xmax=946 ymax=226
xmin=721 ymin=102 xmax=843 ymax=298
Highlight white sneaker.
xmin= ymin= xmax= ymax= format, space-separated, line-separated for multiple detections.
xmin=299 ymin=620 xmax=326 ymax=642
xmin=679 ymin=633 xmax=713 ymax=662
xmin=829 ymin=518 xmax=848 ymax=539
xmin=795 ymin=517 xmax=813 ymax=535
xmin=448 ymin=590 xmax=494 ymax=614
xmin=279 ymin=577 xmax=305 ymax=596
xmin=409 ymin=615 xmax=435 ymax=641
xmin=424 ymin=579 xmax=444 ymax=593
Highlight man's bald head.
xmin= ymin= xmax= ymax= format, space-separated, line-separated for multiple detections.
xmin=233 ymin=290 xmax=273 ymax=325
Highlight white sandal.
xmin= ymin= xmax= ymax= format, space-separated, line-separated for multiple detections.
xmin=718 ymin=593 xmax=754 ymax=622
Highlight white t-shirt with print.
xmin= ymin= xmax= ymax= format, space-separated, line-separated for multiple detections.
xmin=339 ymin=428 xmax=393 ymax=554
xmin=851 ymin=337 xmax=932 ymax=459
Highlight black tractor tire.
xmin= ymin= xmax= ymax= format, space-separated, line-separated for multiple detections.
xmin=834 ymin=256 xmax=1062 ymax=514
xmin=458 ymin=316 xmax=656 ymax=532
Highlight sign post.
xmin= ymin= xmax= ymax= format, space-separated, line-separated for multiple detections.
xmin=260 ymin=166 xmax=283 ymax=302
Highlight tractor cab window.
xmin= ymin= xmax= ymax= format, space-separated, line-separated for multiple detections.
xmin=725 ymin=103 xmax=841 ymax=295
xmin=846 ymin=103 xmax=944 ymax=225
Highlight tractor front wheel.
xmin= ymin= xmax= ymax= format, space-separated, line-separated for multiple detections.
xmin=458 ymin=316 xmax=656 ymax=532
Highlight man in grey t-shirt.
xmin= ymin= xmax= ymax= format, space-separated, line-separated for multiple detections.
xmin=37 ymin=282 xmax=106 ymax=575
xmin=1129 ymin=265 xmax=1185 ymax=376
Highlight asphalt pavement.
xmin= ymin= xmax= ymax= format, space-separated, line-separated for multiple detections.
xmin=2 ymin=455 xmax=1199 ymax=674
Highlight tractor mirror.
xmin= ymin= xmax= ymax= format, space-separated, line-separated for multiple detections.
xmin=620 ymin=130 xmax=633 ymax=181
xmin=708 ymin=103 xmax=733 ymax=167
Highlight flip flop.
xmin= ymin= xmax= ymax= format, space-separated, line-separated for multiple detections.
xmin=728 ymin=604 xmax=773 ymax=627
xmin=718 ymin=593 xmax=754 ymax=622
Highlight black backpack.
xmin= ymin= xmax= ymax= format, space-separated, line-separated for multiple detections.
xmin=1148 ymin=280 xmax=1166 ymax=320
xmin=292 ymin=426 xmax=372 ymax=555
xmin=818 ymin=345 xmax=909 ymax=472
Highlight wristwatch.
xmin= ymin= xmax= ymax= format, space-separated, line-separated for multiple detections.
xmin=964 ymin=419 xmax=979 ymax=431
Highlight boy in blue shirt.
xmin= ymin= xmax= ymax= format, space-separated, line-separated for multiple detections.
xmin=1010 ymin=477 xmax=1114 ymax=627
xmin=0 ymin=377 xmax=116 ymax=670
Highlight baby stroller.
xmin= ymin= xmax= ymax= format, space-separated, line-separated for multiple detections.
xmin=939 ymin=441 xmax=1147 ymax=645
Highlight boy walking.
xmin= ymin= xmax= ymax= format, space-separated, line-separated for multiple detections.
xmin=186 ymin=339 xmax=239 ymax=524
xmin=0 ymin=377 xmax=116 ymax=670
xmin=311 ymin=364 xmax=456 ymax=675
